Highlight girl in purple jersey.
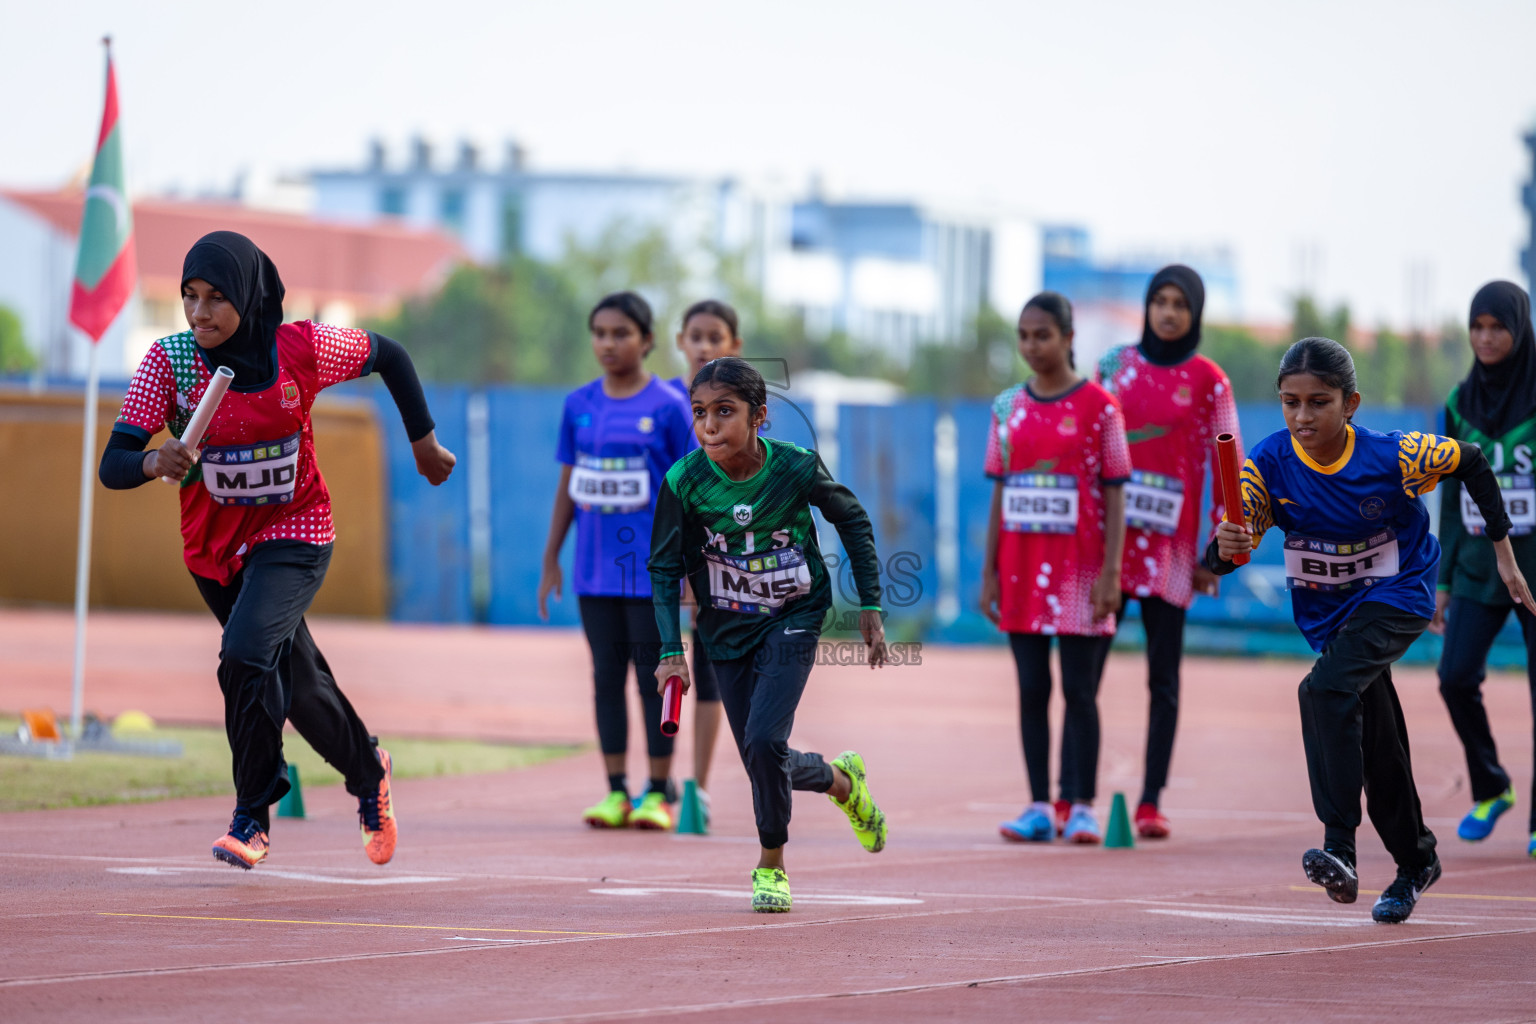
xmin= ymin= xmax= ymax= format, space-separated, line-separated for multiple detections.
xmin=538 ymin=291 xmax=695 ymax=830
xmin=671 ymin=300 xmax=745 ymax=820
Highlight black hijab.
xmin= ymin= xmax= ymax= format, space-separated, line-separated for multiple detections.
xmin=1456 ymin=280 xmax=1536 ymax=438
xmin=180 ymin=231 xmax=285 ymax=388
xmin=1138 ymin=264 xmax=1205 ymax=366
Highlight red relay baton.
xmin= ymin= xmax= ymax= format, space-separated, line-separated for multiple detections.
xmin=660 ymin=676 xmax=683 ymax=737
xmin=1214 ymin=432 xmax=1250 ymax=567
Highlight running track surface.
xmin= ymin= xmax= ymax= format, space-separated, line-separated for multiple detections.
xmin=2 ymin=607 xmax=1534 ymax=1023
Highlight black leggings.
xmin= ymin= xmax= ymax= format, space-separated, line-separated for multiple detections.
xmin=1438 ymin=595 xmax=1536 ymax=829
xmin=1008 ymin=632 xmax=1111 ymax=804
xmin=193 ymin=541 xmax=382 ymax=827
xmin=691 ymin=627 xmax=721 ymax=702
xmin=1298 ymin=602 xmax=1436 ymax=871
xmin=579 ymin=595 xmax=671 ymax=759
xmin=1123 ymin=594 xmax=1186 ymax=807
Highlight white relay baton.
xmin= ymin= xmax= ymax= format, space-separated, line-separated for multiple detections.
xmin=161 ymin=364 xmax=235 ymax=484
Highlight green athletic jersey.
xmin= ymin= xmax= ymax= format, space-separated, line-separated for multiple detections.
xmin=1438 ymin=386 xmax=1536 ymax=606
xmin=649 ymin=437 xmax=883 ymax=661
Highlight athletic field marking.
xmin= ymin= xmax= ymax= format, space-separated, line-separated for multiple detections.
xmin=441 ymin=924 xmax=1536 ymax=1023
xmin=97 ymin=913 xmax=617 ymax=936
xmin=1286 ymin=885 xmax=1536 ymax=904
xmin=105 ymin=865 xmax=454 ymax=886
xmin=4 ymin=904 xmax=1529 ymax=992
xmin=1145 ymin=908 xmax=1477 ymax=928
xmin=589 ymin=886 xmax=923 ymax=906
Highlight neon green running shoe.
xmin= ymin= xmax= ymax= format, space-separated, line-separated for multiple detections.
xmin=751 ymin=867 xmax=792 ymax=913
xmin=829 ymin=750 xmax=887 ymax=853
xmin=629 ymin=791 xmax=673 ymax=831
xmin=582 ymin=791 xmax=631 ymax=829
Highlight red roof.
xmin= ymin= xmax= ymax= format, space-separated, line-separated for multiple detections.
xmin=4 ymin=189 xmax=464 ymax=317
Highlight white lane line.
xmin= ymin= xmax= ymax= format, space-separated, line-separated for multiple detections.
xmin=105 ymin=866 xmax=455 ymax=886
xmin=454 ymin=924 xmax=1536 ymax=1024
xmin=589 ymin=886 xmax=922 ymax=906
xmin=1144 ymin=908 xmax=1477 ymax=928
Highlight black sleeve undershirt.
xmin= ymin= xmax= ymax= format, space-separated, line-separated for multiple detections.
xmin=99 ymin=429 xmax=152 ymax=490
xmin=1450 ymin=442 xmax=1510 ymax=542
xmin=369 ymin=332 xmax=435 ymax=443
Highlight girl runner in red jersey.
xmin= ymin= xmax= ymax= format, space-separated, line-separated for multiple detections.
xmin=670 ymin=300 xmax=744 ymax=819
xmin=99 ymin=231 xmax=456 ymax=870
xmin=981 ymin=292 xmax=1131 ymax=845
xmin=1095 ymin=265 xmax=1240 ymax=839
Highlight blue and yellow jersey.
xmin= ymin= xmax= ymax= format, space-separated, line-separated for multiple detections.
xmin=1239 ymin=424 xmax=1463 ymax=651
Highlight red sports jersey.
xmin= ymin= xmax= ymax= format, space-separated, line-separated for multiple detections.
xmin=114 ymin=321 xmax=374 ymax=584
xmin=985 ymin=380 xmax=1133 ymax=636
xmin=1095 ymin=346 xmax=1240 ymax=609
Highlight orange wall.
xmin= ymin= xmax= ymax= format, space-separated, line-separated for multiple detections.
xmin=0 ymin=389 xmax=387 ymax=618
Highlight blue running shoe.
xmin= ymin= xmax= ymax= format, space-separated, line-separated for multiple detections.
xmin=1457 ymin=787 xmax=1515 ymax=842
xmin=1528 ymin=832 xmax=1536 ymax=859
xmin=1064 ymin=805 xmax=1102 ymax=845
xmin=999 ymin=806 xmax=1054 ymax=842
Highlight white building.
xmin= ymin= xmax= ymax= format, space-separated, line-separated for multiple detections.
xmin=309 ymin=139 xmax=1040 ymax=360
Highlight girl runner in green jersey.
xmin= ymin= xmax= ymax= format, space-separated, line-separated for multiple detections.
xmin=648 ymin=357 xmax=889 ymax=913
xmin=1430 ymin=281 xmax=1536 ymax=857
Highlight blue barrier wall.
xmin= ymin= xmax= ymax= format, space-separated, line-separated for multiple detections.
xmin=376 ymin=384 xmax=473 ymax=623
xmin=485 ymin=387 xmax=581 ymax=628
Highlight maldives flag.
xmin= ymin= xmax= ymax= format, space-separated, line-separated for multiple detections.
xmin=69 ymin=48 xmax=137 ymax=342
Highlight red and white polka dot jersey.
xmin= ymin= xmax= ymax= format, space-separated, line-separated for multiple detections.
xmin=985 ymin=380 xmax=1133 ymax=636
xmin=114 ymin=322 xmax=373 ymax=584
xmin=1095 ymin=346 xmax=1240 ymax=609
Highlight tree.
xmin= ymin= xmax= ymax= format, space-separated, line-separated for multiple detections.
xmin=1290 ymin=294 xmax=1351 ymax=344
xmin=0 ymin=305 xmax=35 ymax=375
xmin=1202 ymin=324 xmax=1287 ymax=402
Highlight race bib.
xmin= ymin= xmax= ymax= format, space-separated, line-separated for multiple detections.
xmin=1461 ymin=474 xmax=1536 ymax=537
xmin=1124 ymin=469 xmax=1185 ymax=536
xmin=200 ymin=432 xmax=301 ymax=506
xmin=569 ymin=454 xmax=650 ymax=513
xmin=1002 ymin=474 xmax=1078 ymax=534
xmin=706 ymin=546 xmax=812 ymax=615
xmin=1283 ymin=529 xmax=1400 ymax=592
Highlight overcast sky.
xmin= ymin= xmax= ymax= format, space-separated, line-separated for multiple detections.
xmin=4 ymin=0 xmax=1533 ymax=327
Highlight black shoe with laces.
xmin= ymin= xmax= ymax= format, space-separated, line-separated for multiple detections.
xmin=1371 ymin=855 xmax=1441 ymax=924
xmin=1302 ymin=847 xmax=1359 ymax=904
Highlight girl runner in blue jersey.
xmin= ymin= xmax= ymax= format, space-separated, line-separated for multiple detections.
xmin=538 ymin=291 xmax=695 ymax=830
xmin=1205 ymin=337 xmax=1533 ymax=923
xmin=670 ymin=300 xmax=745 ymax=819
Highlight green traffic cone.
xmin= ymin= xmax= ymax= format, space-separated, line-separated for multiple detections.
xmin=1105 ymin=792 xmax=1134 ymax=848
xmin=676 ymin=779 xmax=707 ymax=835
xmin=277 ymin=765 xmax=306 ymax=819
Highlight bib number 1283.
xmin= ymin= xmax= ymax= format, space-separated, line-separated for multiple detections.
xmin=1002 ymin=473 xmax=1078 ymax=534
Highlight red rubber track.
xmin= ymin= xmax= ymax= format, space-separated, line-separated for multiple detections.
xmin=2 ymin=607 xmax=1533 ymax=1023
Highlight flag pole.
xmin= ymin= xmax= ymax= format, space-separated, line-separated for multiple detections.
xmin=68 ymin=34 xmax=117 ymax=739
xmin=70 ymin=334 xmax=101 ymax=737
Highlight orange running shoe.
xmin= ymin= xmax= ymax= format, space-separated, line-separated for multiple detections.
xmin=212 ymin=813 xmax=270 ymax=870
xmin=359 ymin=747 xmax=397 ymax=865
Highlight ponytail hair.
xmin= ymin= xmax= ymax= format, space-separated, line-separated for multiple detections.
xmin=1277 ymin=336 xmax=1357 ymax=403
xmin=690 ymin=356 xmax=766 ymax=414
